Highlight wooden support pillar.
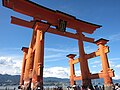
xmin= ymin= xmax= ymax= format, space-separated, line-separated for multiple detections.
xmin=77 ymin=31 xmax=92 ymax=88
xmin=67 ymin=54 xmax=76 ymax=86
xmin=20 ymin=29 xmax=36 ymax=90
xmin=19 ymin=47 xmax=28 ymax=87
xmin=24 ymin=44 xmax=34 ymax=86
xmin=95 ymin=38 xmax=113 ymax=90
xmin=32 ymin=22 xmax=45 ymax=90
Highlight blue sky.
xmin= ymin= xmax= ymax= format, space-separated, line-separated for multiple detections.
xmin=0 ymin=0 xmax=120 ymax=79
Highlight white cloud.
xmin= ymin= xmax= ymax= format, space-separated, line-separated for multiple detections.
xmin=115 ymin=65 xmax=120 ymax=68
xmin=113 ymin=75 xmax=120 ymax=80
xmin=0 ymin=56 xmax=22 ymax=75
xmin=44 ymin=67 xmax=70 ymax=78
xmin=44 ymin=66 xmax=81 ymax=78
xmin=0 ymin=56 xmax=16 ymax=66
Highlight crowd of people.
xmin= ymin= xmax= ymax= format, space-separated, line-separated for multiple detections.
xmin=113 ymin=83 xmax=120 ymax=90
xmin=18 ymin=83 xmax=120 ymax=90
xmin=66 ymin=83 xmax=120 ymax=90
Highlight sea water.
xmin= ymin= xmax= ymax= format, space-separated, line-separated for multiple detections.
xmin=0 ymin=85 xmax=67 ymax=90
xmin=0 ymin=85 xmax=18 ymax=90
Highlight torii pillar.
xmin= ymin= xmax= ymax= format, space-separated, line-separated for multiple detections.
xmin=19 ymin=47 xmax=28 ymax=87
xmin=77 ymin=31 xmax=92 ymax=88
xmin=32 ymin=22 xmax=48 ymax=90
xmin=67 ymin=54 xmax=76 ymax=85
xmin=95 ymin=38 xmax=113 ymax=90
xmin=24 ymin=43 xmax=34 ymax=87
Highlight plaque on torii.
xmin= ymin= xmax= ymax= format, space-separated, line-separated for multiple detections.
xmin=3 ymin=0 xmax=114 ymax=90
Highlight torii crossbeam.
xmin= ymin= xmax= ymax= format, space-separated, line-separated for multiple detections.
xmin=3 ymin=0 xmax=114 ymax=90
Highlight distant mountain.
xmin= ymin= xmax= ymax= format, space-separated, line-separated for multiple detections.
xmin=0 ymin=74 xmax=20 ymax=85
xmin=0 ymin=74 xmax=120 ymax=86
xmin=113 ymin=79 xmax=120 ymax=83
xmin=44 ymin=77 xmax=69 ymax=83
xmin=0 ymin=74 xmax=70 ymax=86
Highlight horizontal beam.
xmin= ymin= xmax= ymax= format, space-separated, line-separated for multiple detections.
xmin=72 ymin=46 xmax=109 ymax=64
xmin=73 ymin=69 xmax=114 ymax=81
xmin=74 ymin=76 xmax=82 ymax=81
xmin=82 ymin=35 xmax=94 ymax=43
xmin=86 ymin=46 xmax=109 ymax=59
xmin=11 ymin=16 xmax=95 ymax=43
xmin=48 ymin=28 xmax=94 ymax=43
xmin=72 ymin=58 xmax=80 ymax=64
xmin=3 ymin=0 xmax=101 ymax=34
xmin=90 ymin=70 xmax=114 ymax=79
xmin=11 ymin=16 xmax=34 ymax=28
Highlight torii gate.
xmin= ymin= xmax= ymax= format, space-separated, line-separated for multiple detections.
xmin=3 ymin=0 xmax=114 ymax=90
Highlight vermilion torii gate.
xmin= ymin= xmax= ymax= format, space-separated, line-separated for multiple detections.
xmin=3 ymin=0 xmax=114 ymax=90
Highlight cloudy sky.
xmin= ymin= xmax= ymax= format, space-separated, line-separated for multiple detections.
xmin=0 ymin=0 xmax=120 ymax=80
